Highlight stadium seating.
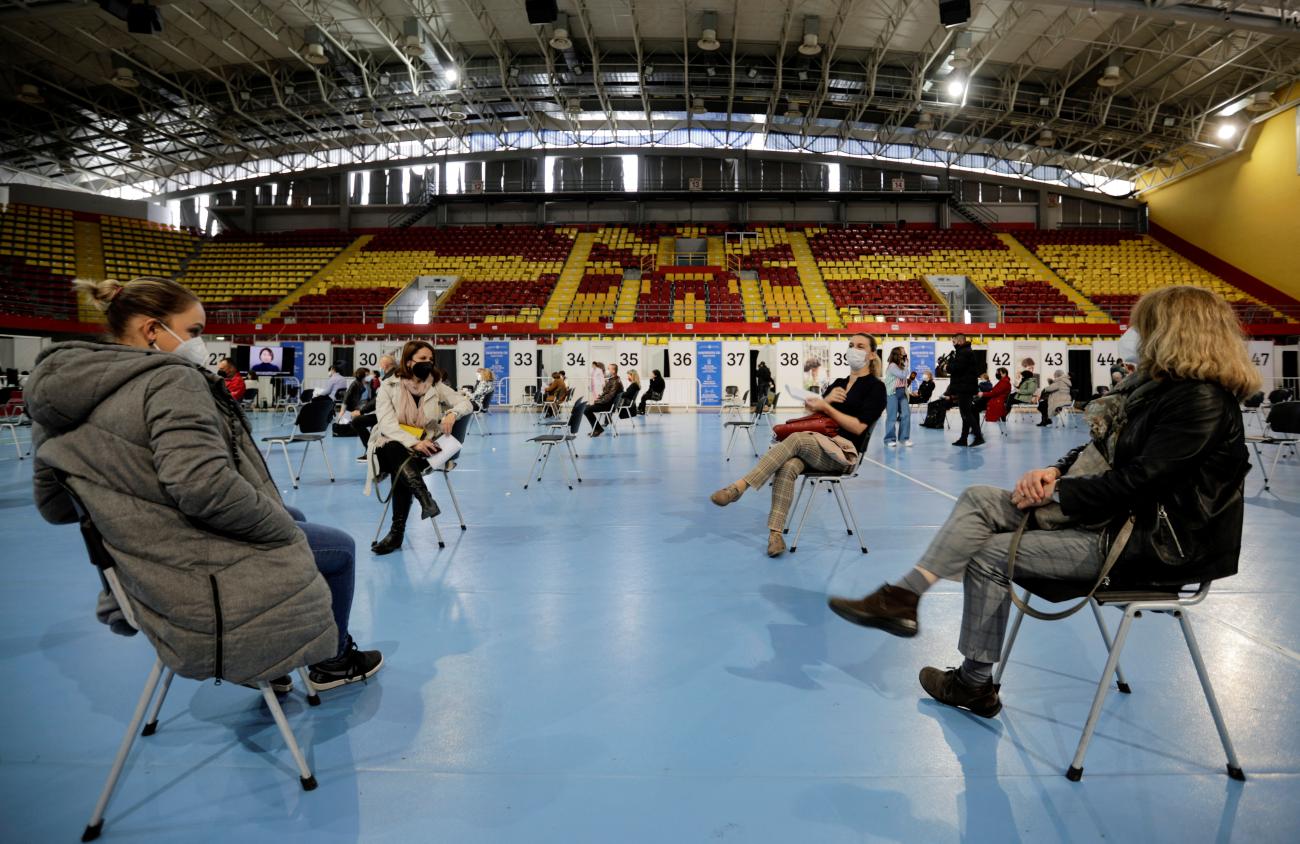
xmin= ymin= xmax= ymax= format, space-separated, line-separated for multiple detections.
xmin=181 ymin=230 xmax=353 ymax=321
xmin=101 ymin=216 xmax=197 ymax=280
xmin=825 ymin=278 xmax=947 ymax=323
xmin=0 ymin=204 xmax=77 ymax=319
xmin=566 ymin=272 xmax=624 ymax=323
xmin=1016 ymin=229 xmax=1283 ymax=323
xmin=983 ymin=279 xmax=1086 ymax=323
xmin=635 ymin=269 xmax=745 ymax=322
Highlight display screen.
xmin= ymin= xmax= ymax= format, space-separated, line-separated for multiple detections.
xmin=247 ymin=345 xmax=285 ymax=375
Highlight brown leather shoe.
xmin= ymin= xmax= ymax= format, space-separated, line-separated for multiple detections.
xmin=766 ymin=531 xmax=786 ymax=557
xmin=710 ymin=484 xmax=742 ymax=507
xmin=919 ymin=666 xmax=1002 ymax=718
xmin=826 ymin=584 xmax=919 ymax=637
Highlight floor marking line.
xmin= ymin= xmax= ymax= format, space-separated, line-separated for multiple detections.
xmin=862 ymin=456 xmax=959 ymax=501
xmin=1198 ymin=611 xmax=1300 ymax=666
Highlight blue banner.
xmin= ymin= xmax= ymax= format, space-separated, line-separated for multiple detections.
xmin=281 ymin=341 xmax=305 ymax=383
xmin=484 ymin=341 xmax=510 ymax=404
xmin=908 ymin=341 xmax=936 ymax=380
xmin=697 ymin=341 xmax=722 ymax=407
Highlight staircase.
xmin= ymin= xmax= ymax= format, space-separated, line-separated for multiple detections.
xmin=706 ymin=236 xmax=724 ymax=267
xmin=175 ymin=239 xmax=205 ymax=277
xmin=738 ymin=270 xmax=766 ymax=322
xmin=787 ymin=231 xmax=842 ymax=327
xmin=614 ymin=269 xmax=640 ymax=323
xmin=73 ymin=220 xmax=105 ymax=322
xmin=947 ymin=196 xmax=998 ymax=231
xmin=387 ymin=186 xmax=437 ymax=229
xmin=540 ymin=232 xmax=596 ymax=329
xmin=256 ymin=234 xmax=373 ymax=323
xmin=996 ymin=233 xmax=1111 ymax=323
xmin=656 ymin=236 xmax=675 ymax=268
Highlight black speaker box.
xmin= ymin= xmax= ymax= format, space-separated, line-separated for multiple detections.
xmin=525 ymin=0 xmax=559 ymax=25
xmin=939 ymin=0 xmax=971 ymax=28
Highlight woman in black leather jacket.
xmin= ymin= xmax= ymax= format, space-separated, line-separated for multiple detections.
xmin=826 ymin=285 xmax=1260 ymax=719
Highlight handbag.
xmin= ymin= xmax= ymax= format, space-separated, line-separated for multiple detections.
xmin=772 ymin=413 xmax=839 ymax=441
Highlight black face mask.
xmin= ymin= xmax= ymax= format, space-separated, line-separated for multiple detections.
xmin=411 ymin=362 xmax=435 ymax=381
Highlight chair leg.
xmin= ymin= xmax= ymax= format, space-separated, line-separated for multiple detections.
xmin=555 ymin=446 xmax=576 ymax=490
xmin=83 ymin=659 xmax=165 ymax=842
xmin=141 ymin=668 xmax=176 ymax=736
xmin=523 ymin=443 xmax=547 ymax=489
xmin=258 ymin=681 xmax=317 ymax=791
xmin=724 ymin=425 xmax=738 ymax=462
xmin=783 ymin=477 xmax=809 ymax=534
xmin=297 ymin=666 xmax=320 ymax=707
xmin=745 ymin=426 xmax=758 ymax=457
xmin=430 ymin=513 xmax=446 ymax=549
xmin=442 ymin=473 xmax=466 ymax=530
xmin=829 ymin=480 xmax=852 ymax=535
xmin=1251 ymin=442 xmax=1270 ymax=491
xmin=565 ymin=439 xmax=583 ymax=483
xmin=296 ymin=442 xmax=312 ymax=483
xmin=1089 ymin=600 xmax=1131 ymax=693
xmin=6 ymin=424 xmax=21 ymax=459
xmin=834 ymin=482 xmax=868 ymax=554
xmin=279 ymin=442 xmax=298 ymax=489
xmin=536 ymin=442 xmax=555 ymax=481
xmin=318 ymin=439 xmax=335 ymax=482
xmin=1177 ymin=610 xmax=1246 ymax=780
xmin=1067 ymin=607 xmax=1137 ymax=781
xmin=788 ymin=481 xmax=819 ymax=553
xmin=992 ymin=595 xmax=1029 ymax=686
xmin=373 ymin=485 xmax=393 ymax=544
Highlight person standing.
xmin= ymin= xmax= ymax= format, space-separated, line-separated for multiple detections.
xmin=883 ymin=346 xmax=913 ymax=448
xmin=947 ymin=334 xmax=983 ymax=447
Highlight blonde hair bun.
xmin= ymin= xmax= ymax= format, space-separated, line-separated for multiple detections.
xmin=73 ymin=278 xmax=126 ymax=313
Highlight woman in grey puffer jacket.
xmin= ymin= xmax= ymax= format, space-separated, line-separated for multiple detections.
xmin=27 ymin=276 xmax=382 ymax=691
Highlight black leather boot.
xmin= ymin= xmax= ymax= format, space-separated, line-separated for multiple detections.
xmin=372 ymin=486 xmax=410 ymax=555
xmin=400 ymin=460 xmax=440 ymax=520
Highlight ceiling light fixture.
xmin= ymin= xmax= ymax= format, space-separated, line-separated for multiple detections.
xmin=798 ymin=16 xmax=822 ymax=56
xmin=1097 ymin=61 xmax=1122 ymax=88
xmin=303 ymin=27 xmax=329 ymax=65
xmin=946 ymin=78 xmax=965 ymax=98
xmin=1036 ymin=129 xmax=1055 ymax=147
xmin=698 ymin=11 xmax=721 ymax=51
xmin=949 ymin=32 xmax=972 ymax=70
xmin=746 ymin=67 xmax=758 ymax=79
xmin=784 ymin=98 xmax=802 ymax=118
xmin=111 ymin=66 xmax=139 ymax=89
xmin=401 ymin=18 xmax=424 ymax=57
xmin=1216 ymin=122 xmax=1238 ymax=140
xmin=1244 ymin=90 xmax=1278 ymax=113
xmin=444 ymin=67 xmax=459 ymax=85
xmin=16 ymin=84 xmax=44 ymax=105
xmin=915 ymin=111 xmax=934 ymax=130
xmin=549 ymin=14 xmax=572 ymax=50
xmin=691 ymin=97 xmax=706 ymax=115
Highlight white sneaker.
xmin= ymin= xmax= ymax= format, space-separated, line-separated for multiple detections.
xmin=886 ymin=441 xmax=897 ymax=448
xmin=903 ymin=440 xmax=914 ymax=447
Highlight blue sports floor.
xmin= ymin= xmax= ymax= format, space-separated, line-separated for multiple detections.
xmin=2 ymin=408 xmax=1298 ymax=843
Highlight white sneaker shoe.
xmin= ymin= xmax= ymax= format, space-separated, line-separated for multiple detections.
xmin=903 ymin=439 xmax=914 ymax=447
xmin=886 ymin=441 xmax=897 ymax=448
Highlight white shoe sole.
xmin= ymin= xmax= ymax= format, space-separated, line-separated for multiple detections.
xmin=309 ymin=654 xmax=385 ymax=691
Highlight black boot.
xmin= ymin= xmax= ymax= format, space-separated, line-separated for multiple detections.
xmin=371 ymin=485 xmax=410 ymax=555
xmin=400 ymin=460 xmax=440 ymax=520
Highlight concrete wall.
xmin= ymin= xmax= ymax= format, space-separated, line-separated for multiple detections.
xmin=5 ymin=184 xmax=168 ymax=223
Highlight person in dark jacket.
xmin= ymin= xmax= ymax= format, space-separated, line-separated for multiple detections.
xmin=639 ymin=369 xmax=666 ymax=415
xmin=28 ymin=276 xmax=383 ymax=692
xmin=826 ymin=286 xmax=1259 ymax=720
xmin=909 ymin=372 xmax=936 ymax=405
xmin=584 ymin=362 xmax=624 ymax=436
xmin=945 ymin=333 xmax=983 ymax=447
xmin=711 ymin=334 xmax=887 ymax=558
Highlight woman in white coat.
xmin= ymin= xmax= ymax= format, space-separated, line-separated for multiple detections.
xmin=368 ymin=340 xmax=473 ymax=554
xmin=1036 ymin=370 xmax=1073 ymax=426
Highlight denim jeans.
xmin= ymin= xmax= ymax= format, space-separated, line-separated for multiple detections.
xmin=284 ymin=504 xmax=354 ymax=657
xmin=884 ymin=387 xmax=910 ymax=443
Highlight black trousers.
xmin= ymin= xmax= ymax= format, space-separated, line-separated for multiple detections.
xmin=955 ymin=392 xmax=981 ymax=440
xmin=375 ymin=441 xmax=429 ymax=525
xmin=638 ymin=392 xmax=661 ymax=414
xmin=1038 ymin=398 xmax=1051 ymax=424
xmin=352 ymin=412 xmax=377 ymax=449
xmin=584 ymin=400 xmax=616 ymax=433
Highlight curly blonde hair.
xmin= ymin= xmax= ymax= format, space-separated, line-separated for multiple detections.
xmin=1130 ymin=285 xmax=1261 ymax=400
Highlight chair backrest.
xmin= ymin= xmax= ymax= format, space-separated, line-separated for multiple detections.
xmin=568 ymin=403 xmax=584 ymax=435
xmin=1266 ymin=401 xmax=1300 ymax=435
xmin=724 ymin=385 xmax=738 ymax=398
xmin=450 ymin=412 xmax=471 ymax=444
xmin=301 ymin=388 xmax=314 ymax=403
xmin=1243 ymin=391 xmax=1265 ymax=409
xmin=1267 ymin=388 xmax=1293 ymax=404
xmin=296 ymin=395 xmax=336 ymax=434
xmin=57 ymin=474 xmax=141 ymax=632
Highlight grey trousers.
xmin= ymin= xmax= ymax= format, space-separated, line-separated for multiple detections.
xmin=917 ymin=485 xmax=1103 ymax=664
xmin=742 ymin=431 xmax=848 ymax=532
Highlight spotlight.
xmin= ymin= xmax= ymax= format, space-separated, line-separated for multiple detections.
xmin=549 ymin=14 xmax=572 ymax=50
xmin=797 ymin=68 xmax=809 ymax=82
xmin=798 ymin=16 xmax=821 ymax=56
xmin=444 ymin=67 xmax=459 ymax=85
xmin=1216 ymin=122 xmax=1238 ymax=140
xmin=1245 ymin=91 xmax=1278 ymax=113
xmin=698 ymin=11 xmax=721 ymax=51
xmin=644 ymin=64 xmax=656 ymax=78
xmin=946 ymin=78 xmax=964 ymax=98
xmin=508 ymin=65 xmax=520 ymax=79
xmin=16 ymin=84 xmax=44 ymax=105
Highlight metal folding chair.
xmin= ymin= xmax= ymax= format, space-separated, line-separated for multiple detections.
xmin=723 ymin=419 xmax=760 ymax=462
xmin=524 ymin=405 xmax=583 ymax=490
xmin=2 ymin=420 xmax=28 ymax=460
xmin=1247 ymin=401 xmax=1299 ymax=492
xmin=783 ymin=452 xmax=869 ymax=555
xmin=261 ymin=396 xmax=336 ymax=489
xmin=369 ymin=418 xmax=466 ymax=550
xmin=996 ymin=579 xmax=1244 ymax=783
xmin=59 ymin=479 xmax=318 ymax=843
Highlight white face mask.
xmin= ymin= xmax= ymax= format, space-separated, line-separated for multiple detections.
xmin=1116 ymin=327 xmax=1141 ymax=364
xmin=846 ymin=347 xmax=870 ymax=372
xmin=156 ymin=322 xmax=208 ymax=367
